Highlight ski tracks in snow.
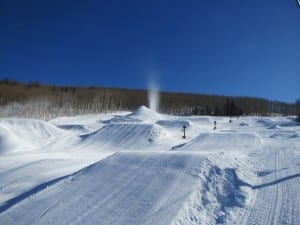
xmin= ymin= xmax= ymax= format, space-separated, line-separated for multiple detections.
xmin=244 ymin=140 xmax=300 ymax=225
xmin=0 ymin=153 xmax=208 ymax=225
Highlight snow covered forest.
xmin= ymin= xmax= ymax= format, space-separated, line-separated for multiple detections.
xmin=0 ymin=78 xmax=297 ymax=120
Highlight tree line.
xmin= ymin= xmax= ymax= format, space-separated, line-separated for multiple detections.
xmin=0 ymin=78 xmax=297 ymax=120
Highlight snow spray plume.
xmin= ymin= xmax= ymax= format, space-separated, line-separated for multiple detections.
xmin=148 ymin=81 xmax=159 ymax=112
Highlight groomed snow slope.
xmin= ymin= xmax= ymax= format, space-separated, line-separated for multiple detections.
xmin=0 ymin=153 xmax=209 ymax=225
xmin=80 ymin=123 xmax=169 ymax=151
xmin=175 ymin=132 xmax=260 ymax=152
xmin=0 ymin=108 xmax=300 ymax=225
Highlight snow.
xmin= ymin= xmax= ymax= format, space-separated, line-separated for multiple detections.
xmin=127 ymin=105 xmax=164 ymax=122
xmin=79 ymin=123 xmax=169 ymax=151
xmin=0 ymin=118 xmax=63 ymax=153
xmin=175 ymin=132 xmax=261 ymax=152
xmin=0 ymin=107 xmax=300 ymax=225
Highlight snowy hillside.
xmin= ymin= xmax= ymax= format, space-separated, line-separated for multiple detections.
xmin=0 ymin=107 xmax=299 ymax=225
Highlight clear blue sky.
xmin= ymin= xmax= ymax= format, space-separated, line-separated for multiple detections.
xmin=0 ymin=0 xmax=299 ymax=103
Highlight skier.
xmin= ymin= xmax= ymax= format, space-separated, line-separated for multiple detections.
xmin=213 ymin=121 xmax=216 ymax=130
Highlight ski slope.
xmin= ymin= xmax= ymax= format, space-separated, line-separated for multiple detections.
xmin=0 ymin=108 xmax=299 ymax=225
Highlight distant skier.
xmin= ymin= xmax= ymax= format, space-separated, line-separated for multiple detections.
xmin=213 ymin=121 xmax=216 ymax=130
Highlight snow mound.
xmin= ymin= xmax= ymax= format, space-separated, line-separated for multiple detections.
xmin=270 ymin=130 xmax=298 ymax=139
xmin=0 ymin=118 xmax=63 ymax=153
xmin=255 ymin=118 xmax=297 ymax=130
xmin=148 ymin=124 xmax=169 ymax=142
xmin=98 ymin=106 xmax=164 ymax=124
xmin=174 ymin=132 xmax=259 ymax=152
xmin=201 ymin=166 xmax=248 ymax=223
xmin=127 ymin=105 xmax=163 ymax=121
xmin=276 ymin=120 xmax=299 ymax=128
xmin=172 ymin=165 xmax=250 ymax=225
xmin=80 ymin=123 xmax=168 ymax=150
xmin=256 ymin=118 xmax=275 ymax=128
xmin=0 ymin=127 xmax=14 ymax=153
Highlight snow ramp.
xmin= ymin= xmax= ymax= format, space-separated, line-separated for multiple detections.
xmin=0 ymin=152 xmax=250 ymax=225
xmin=173 ymin=132 xmax=260 ymax=152
xmin=80 ymin=123 xmax=168 ymax=151
xmin=0 ymin=118 xmax=63 ymax=153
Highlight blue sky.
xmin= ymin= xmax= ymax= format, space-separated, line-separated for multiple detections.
xmin=0 ymin=0 xmax=299 ymax=103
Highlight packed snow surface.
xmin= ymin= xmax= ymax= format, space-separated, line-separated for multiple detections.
xmin=0 ymin=107 xmax=300 ymax=225
xmin=127 ymin=105 xmax=163 ymax=121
